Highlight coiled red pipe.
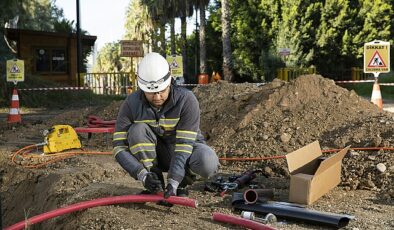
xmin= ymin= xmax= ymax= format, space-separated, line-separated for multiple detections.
xmin=87 ymin=115 xmax=115 ymax=128
xmin=5 ymin=194 xmax=197 ymax=230
xmin=212 ymin=212 xmax=276 ymax=230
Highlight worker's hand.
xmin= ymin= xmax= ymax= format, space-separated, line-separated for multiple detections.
xmin=164 ymin=184 xmax=176 ymax=198
xmin=164 ymin=178 xmax=179 ymax=198
xmin=143 ymin=172 xmax=163 ymax=193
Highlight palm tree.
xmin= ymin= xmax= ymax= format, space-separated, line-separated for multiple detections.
xmin=176 ymin=0 xmax=194 ymax=82
xmin=140 ymin=0 xmax=169 ymax=56
xmin=221 ymin=0 xmax=233 ymax=81
xmin=197 ymin=0 xmax=210 ymax=74
xmin=124 ymin=1 xmax=153 ymax=42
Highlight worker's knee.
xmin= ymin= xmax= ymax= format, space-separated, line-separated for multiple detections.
xmin=189 ymin=144 xmax=219 ymax=179
xmin=127 ymin=123 xmax=156 ymax=143
xmin=127 ymin=122 xmax=150 ymax=134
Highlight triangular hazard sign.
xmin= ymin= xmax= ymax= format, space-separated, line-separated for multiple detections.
xmin=170 ymin=60 xmax=178 ymax=68
xmin=368 ymin=51 xmax=387 ymax=67
xmin=10 ymin=64 xmax=20 ymax=73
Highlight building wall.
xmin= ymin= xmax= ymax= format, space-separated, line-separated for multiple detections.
xmin=18 ymin=33 xmax=78 ymax=85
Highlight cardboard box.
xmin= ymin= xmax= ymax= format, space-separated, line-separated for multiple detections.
xmin=286 ymin=141 xmax=350 ymax=205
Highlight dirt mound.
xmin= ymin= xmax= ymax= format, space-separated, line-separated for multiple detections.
xmin=193 ymin=75 xmax=393 ymax=194
xmin=1 ymin=74 xmax=393 ymax=229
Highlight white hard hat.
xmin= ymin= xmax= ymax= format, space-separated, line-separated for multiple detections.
xmin=137 ymin=52 xmax=171 ymax=92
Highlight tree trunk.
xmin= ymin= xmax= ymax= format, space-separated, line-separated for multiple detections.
xmin=160 ymin=23 xmax=166 ymax=57
xmin=221 ymin=0 xmax=233 ymax=81
xmin=170 ymin=18 xmax=176 ymax=55
xmin=199 ymin=1 xmax=206 ymax=74
xmin=181 ymin=16 xmax=188 ymax=82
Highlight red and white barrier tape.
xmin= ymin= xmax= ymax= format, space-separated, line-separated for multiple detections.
xmin=335 ymin=80 xmax=375 ymax=83
xmin=18 ymin=87 xmax=91 ymax=91
xmin=16 ymin=81 xmax=391 ymax=91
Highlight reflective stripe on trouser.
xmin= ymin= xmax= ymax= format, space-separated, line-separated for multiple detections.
xmin=127 ymin=123 xmax=158 ymax=169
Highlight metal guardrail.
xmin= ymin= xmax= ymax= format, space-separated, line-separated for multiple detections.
xmin=276 ymin=67 xmax=370 ymax=82
xmin=350 ymin=67 xmax=369 ymax=81
xmin=81 ymin=72 xmax=136 ymax=96
xmin=276 ymin=67 xmax=316 ymax=81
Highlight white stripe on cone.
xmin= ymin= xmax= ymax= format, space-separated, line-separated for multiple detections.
xmin=371 ymin=83 xmax=383 ymax=109
xmin=9 ymin=108 xmax=19 ymax=115
xmin=12 ymin=94 xmax=19 ymax=100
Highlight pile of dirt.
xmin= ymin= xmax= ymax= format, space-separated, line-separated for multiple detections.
xmin=193 ymin=75 xmax=393 ymax=197
xmin=1 ymin=74 xmax=393 ymax=229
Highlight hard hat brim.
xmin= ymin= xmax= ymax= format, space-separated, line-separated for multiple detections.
xmin=138 ymin=76 xmax=172 ymax=93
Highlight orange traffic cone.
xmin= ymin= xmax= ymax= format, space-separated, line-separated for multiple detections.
xmin=7 ymin=88 xmax=22 ymax=123
xmin=371 ymin=82 xmax=383 ymax=110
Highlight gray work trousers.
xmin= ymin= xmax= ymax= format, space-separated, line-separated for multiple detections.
xmin=127 ymin=123 xmax=219 ymax=179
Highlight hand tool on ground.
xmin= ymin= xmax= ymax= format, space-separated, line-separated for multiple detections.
xmin=205 ymin=169 xmax=262 ymax=197
xmin=241 ymin=211 xmax=277 ymax=224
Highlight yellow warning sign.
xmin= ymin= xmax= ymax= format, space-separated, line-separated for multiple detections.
xmin=364 ymin=40 xmax=390 ymax=73
xmin=166 ymin=55 xmax=183 ymax=78
xmin=6 ymin=59 xmax=25 ymax=82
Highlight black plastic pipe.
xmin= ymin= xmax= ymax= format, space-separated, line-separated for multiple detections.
xmin=232 ymin=193 xmax=354 ymax=228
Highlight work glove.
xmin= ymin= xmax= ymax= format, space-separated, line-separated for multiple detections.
xmin=164 ymin=178 xmax=179 ymax=198
xmin=138 ymin=170 xmax=163 ymax=193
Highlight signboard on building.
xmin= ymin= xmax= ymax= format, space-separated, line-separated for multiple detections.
xmin=364 ymin=40 xmax=390 ymax=74
xmin=120 ymin=40 xmax=143 ymax=57
xmin=279 ymin=48 xmax=291 ymax=56
xmin=166 ymin=55 xmax=183 ymax=78
xmin=6 ymin=59 xmax=24 ymax=83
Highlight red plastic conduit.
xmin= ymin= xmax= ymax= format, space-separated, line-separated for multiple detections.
xmin=5 ymin=194 xmax=197 ymax=230
xmin=212 ymin=212 xmax=277 ymax=230
xmin=219 ymin=147 xmax=394 ymax=161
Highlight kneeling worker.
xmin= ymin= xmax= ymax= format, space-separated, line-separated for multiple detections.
xmin=113 ymin=52 xmax=219 ymax=198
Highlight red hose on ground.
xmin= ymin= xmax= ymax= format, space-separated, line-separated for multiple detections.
xmin=212 ymin=212 xmax=276 ymax=230
xmin=219 ymin=147 xmax=394 ymax=161
xmin=5 ymin=194 xmax=197 ymax=230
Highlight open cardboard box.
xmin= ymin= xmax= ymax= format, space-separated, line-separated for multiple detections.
xmin=286 ymin=141 xmax=350 ymax=205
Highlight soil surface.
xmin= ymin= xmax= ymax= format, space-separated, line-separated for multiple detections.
xmin=1 ymin=75 xmax=393 ymax=230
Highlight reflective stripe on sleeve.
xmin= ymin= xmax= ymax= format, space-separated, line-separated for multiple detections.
xmin=159 ymin=118 xmax=179 ymax=130
xmin=135 ymin=120 xmax=159 ymax=127
xmin=112 ymin=145 xmax=128 ymax=157
xmin=113 ymin=132 xmax=127 ymax=141
xmin=176 ymin=130 xmax=197 ymax=141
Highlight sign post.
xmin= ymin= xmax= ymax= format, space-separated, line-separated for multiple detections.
xmin=120 ymin=40 xmax=144 ymax=93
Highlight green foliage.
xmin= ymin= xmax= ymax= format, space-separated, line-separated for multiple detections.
xmin=93 ymin=42 xmax=123 ymax=72
xmin=204 ymin=0 xmax=393 ymax=82
xmin=0 ymin=0 xmax=65 ymax=63
xmin=0 ymin=0 xmax=94 ymax=74
xmin=103 ymin=0 xmax=394 ymax=83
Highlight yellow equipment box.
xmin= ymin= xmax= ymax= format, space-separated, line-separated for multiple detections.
xmin=43 ymin=125 xmax=81 ymax=154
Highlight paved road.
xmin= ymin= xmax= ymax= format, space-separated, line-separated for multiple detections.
xmin=383 ymin=99 xmax=394 ymax=113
